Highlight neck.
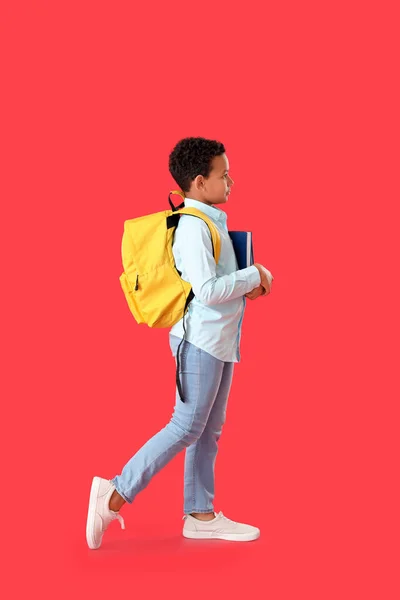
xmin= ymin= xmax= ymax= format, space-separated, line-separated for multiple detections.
xmin=186 ymin=195 xmax=214 ymax=207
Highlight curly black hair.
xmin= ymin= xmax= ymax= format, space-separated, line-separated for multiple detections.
xmin=168 ymin=137 xmax=226 ymax=193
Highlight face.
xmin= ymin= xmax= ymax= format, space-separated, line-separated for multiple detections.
xmin=190 ymin=153 xmax=234 ymax=206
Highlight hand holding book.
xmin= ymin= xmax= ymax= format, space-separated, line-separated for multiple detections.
xmin=245 ymin=267 xmax=273 ymax=299
xmin=248 ymin=263 xmax=274 ymax=299
xmin=245 ymin=284 xmax=266 ymax=300
xmin=254 ymin=263 xmax=274 ymax=296
xmin=228 ymin=230 xmax=274 ymax=300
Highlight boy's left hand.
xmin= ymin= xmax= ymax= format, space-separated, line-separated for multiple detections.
xmin=245 ymin=285 xmax=266 ymax=300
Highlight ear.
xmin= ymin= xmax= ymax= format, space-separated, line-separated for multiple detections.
xmin=194 ymin=174 xmax=205 ymax=190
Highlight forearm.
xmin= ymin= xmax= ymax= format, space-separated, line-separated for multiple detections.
xmin=195 ymin=265 xmax=261 ymax=306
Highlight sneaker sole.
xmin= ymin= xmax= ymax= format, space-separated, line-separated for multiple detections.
xmin=86 ymin=476 xmax=102 ymax=549
xmin=182 ymin=529 xmax=260 ymax=542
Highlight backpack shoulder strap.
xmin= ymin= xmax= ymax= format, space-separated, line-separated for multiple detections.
xmin=175 ymin=207 xmax=221 ymax=264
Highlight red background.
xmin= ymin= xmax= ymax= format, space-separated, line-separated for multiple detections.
xmin=1 ymin=1 xmax=399 ymax=598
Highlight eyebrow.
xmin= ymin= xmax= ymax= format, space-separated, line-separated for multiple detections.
xmin=222 ymin=169 xmax=229 ymax=174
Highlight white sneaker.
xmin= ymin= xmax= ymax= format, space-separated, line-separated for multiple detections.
xmin=86 ymin=476 xmax=125 ymax=549
xmin=182 ymin=511 xmax=260 ymax=542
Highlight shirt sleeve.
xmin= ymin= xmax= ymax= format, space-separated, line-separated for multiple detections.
xmin=174 ymin=217 xmax=261 ymax=306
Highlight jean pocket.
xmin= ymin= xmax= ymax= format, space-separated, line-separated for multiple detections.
xmin=180 ymin=341 xmax=201 ymax=375
xmin=179 ymin=341 xmax=189 ymax=368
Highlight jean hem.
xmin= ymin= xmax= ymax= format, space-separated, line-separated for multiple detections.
xmin=184 ymin=508 xmax=215 ymax=514
xmin=110 ymin=478 xmax=133 ymax=504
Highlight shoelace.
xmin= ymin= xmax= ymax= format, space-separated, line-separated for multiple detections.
xmin=111 ymin=511 xmax=126 ymax=530
xmin=218 ymin=512 xmax=237 ymax=525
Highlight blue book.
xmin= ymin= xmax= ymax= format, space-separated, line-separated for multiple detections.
xmin=229 ymin=231 xmax=254 ymax=270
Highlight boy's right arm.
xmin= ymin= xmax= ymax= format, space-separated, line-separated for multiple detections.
xmin=175 ymin=219 xmax=261 ymax=306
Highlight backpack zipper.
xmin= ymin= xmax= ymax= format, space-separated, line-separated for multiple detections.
xmin=135 ymin=274 xmax=139 ymax=290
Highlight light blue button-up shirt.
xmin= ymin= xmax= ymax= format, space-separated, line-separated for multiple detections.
xmin=169 ymin=197 xmax=261 ymax=362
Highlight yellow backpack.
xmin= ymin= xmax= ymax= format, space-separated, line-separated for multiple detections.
xmin=119 ymin=190 xmax=222 ymax=329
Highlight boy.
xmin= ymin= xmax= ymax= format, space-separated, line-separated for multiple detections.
xmin=86 ymin=137 xmax=273 ymax=549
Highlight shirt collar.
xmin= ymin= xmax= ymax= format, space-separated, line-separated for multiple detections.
xmin=184 ymin=197 xmax=227 ymax=227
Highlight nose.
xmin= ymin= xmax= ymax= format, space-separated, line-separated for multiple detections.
xmin=228 ymin=175 xmax=234 ymax=186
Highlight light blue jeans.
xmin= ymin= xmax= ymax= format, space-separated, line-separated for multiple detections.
xmin=110 ymin=334 xmax=234 ymax=514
